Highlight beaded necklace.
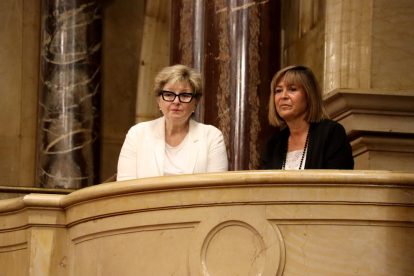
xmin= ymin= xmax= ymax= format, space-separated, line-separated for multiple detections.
xmin=282 ymin=127 xmax=310 ymax=170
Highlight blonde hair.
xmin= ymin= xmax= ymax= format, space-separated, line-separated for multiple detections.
xmin=154 ymin=64 xmax=203 ymax=99
xmin=268 ymin=65 xmax=329 ymax=126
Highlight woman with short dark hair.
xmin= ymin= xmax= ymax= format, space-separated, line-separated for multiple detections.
xmin=263 ymin=65 xmax=354 ymax=170
xmin=117 ymin=64 xmax=228 ymax=180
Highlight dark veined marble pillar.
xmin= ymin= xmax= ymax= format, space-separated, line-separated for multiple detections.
xmin=171 ymin=0 xmax=281 ymax=170
xmin=171 ymin=0 xmax=206 ymax=122
xmin=36 ymin=0 xmax=101 ymax=189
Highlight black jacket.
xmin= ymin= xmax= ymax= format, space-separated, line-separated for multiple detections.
xmin=262 ymin=119 xmax=354 ymax=170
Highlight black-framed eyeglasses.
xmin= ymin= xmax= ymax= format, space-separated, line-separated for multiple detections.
xmin=161 ymin=91 xmax=195 ymax=103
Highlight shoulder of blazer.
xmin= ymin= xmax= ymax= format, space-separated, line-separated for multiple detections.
xmin=188 ymin=119 xmax=201 ymax=142
xmin=310 ymin=119 xmax=340 ymax=137
xmin=127 ymin=117 xmax=164 ymax=140
xmin=189 ymin=120 xmax=225 ymax=142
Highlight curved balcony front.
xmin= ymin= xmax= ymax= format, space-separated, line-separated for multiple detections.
xmin=0 ymin=170 xmax=413 ymax=275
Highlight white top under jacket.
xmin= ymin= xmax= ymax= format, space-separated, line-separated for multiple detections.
xmin=164 ymin=134 xmax=189 ymax=176
xmin=117 ymin=116 xmax=229 ymax=181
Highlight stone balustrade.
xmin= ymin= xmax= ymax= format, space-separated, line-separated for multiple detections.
xmin=1 ymin=170 xmax=414 ymax=275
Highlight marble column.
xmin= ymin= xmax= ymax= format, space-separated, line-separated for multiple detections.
xmin=36 ymin=0 xmax=101 ymax=189
xmin=171 ymin=0 xmax=281 ymax=170
xmin=171 ymin=0 xmax=206 ymax=122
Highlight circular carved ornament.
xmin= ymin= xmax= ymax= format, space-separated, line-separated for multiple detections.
xmin=188 ymin=212 xmax=285 ymax=276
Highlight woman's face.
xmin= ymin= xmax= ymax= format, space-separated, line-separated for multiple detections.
xmin=274 ymin=76 xmax=308 ymax=123
xmin=158 ymin=80 xmax=198 ymax=125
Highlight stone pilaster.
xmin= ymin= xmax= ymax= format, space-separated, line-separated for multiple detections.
xmin=323 ymin=0 xmax=414 ymax=171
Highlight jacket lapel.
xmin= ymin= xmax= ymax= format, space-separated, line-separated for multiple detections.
xmin=154 ymin=116 xmax=165 ymax=176
xmin=185 ymin=119 xmax=200 ymax=174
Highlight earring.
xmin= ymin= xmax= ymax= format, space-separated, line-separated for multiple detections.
xmin=192 ymin=111 xmax=195 ymax=114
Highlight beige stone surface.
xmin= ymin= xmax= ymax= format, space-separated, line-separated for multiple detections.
xmin=281 ymin=0 xmax=326 ymax=91
xmin=324 ymin=0 xmax=372 ymax=94
xmin=0 ymin=229 xmax=28 ymax=276
xmin=1 ymin=171 xmax=414 ymax=275
xmin=0 ymin=0 xmax=23 ymax=137
xmin=20 ymin=0 xmax=41 ymax=188
xmin=371 ymin=0 xmax=414 ymax=90
xmin=0 ymin=137 xmax=20 ymax=194
xmin=0 ymin=0 xmax=23 ymax=192
xmin=100 ymin=0 xmax=146 ymax=182
xmin=279 ymin=225 xmax=414 ymax=276
xmin=135 ymin=0 xmax=170 ymax=124
xmin=324 ymin=89 xmax=414 ymax=171
xmin=72 ymin=226 xmax=191 ymax=275
xmin=355 ymin=151 xmax=414 ymax=171
xmin=29 ymin=227 xmax=67 ymax=276
xmin=0 ymin=0 xmax=41 ymax=196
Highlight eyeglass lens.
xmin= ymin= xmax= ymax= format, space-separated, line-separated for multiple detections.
xmin=162 ymin=91 xmax=194 ymax=103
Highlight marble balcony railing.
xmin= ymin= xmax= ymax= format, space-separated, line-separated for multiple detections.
xmin=0 ymin=170 xmax=413 ymax=276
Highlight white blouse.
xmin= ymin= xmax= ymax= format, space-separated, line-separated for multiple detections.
xmin=284 ymin=149 xmax=308 ymax=170
xmin=163 ymin=135 xmax=189 ymax=176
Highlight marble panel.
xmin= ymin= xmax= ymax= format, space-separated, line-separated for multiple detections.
xmin=283 ymin=19 xmax=325 ymax=90
xmin=135 ymin=0 xmax=170 ymax=124
xmin=351 ymin=135 xmax=414 ymax=171
xmin=29 ymin=227 xmax=67 ymax=276
xmin=324 ymin=0 xmax=373 ymax=94
xmin=20 ymin=0 xmax=42 ymax=188
xmin=266 ymin=204 xmax=414 ymax=222
xmin=299 ymin=0 xmax=314 ymax=35
xmin=99 ymin=138 xmax=123 ymax=182
xmin=0 ymin=0 xmax=23 ymax=137
xmin=352 ymin=143 xmax=414 ymax=172
xmin=354 ymin=151 xmax=369 ymax=170
xmin=0 ymin=0 xmax=23 ymax=198
xmin=0 ymin=229 xmax=28 ymax=276
xmin=21 ymin=0 xmax=41 ymax=138
xmin=72 ymin=227 xmax=191 ymax=275
xmin=282 ymin=0 xmax=326 ymax=91
xmin=0 ymin=0 xmax=41 ymax=196
xmin=279 ymin=225 xmax=414 ymax=275
xmin=19 ymin=137 xmax=36 ymax=188
xmin=281 ymin=0 xmax=300 ymax=48
xmin=100 ymin=0 xmax=145 ymax=181
xmin=0 ymin=248 xmax=28 ymax=276
xmin=339 ymin=113 xmax=414 ymax=136
xmin=368 ymin=151 xmax=414 ymax=171
xmin=0 ymin=137 xmax=20 ymax=189
xmin=0 ymin=229 xmax=27 ymax=248
xmin=101 ymin=0 xmax=145 ymax=135
xmin=371 ymin=0 xmax=414 ymax=90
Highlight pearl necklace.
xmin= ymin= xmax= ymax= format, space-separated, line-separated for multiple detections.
xmin=282 ymin=127 xmax=310 ymax=170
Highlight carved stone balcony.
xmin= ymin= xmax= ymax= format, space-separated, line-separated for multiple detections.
xmin=1 ymin=171 xmax=414 ymax=275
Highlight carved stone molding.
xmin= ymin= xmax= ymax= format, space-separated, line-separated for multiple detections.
xmin=324 ymin=89 xmax=414 ymax=121
xmin=324 ymin=88 xmax=414 ymax=170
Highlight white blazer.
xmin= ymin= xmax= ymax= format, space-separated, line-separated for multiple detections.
xmin=117 ymin=117 xmax=228 ymax=181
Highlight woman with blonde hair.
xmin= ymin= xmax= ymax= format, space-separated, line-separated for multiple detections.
xmin=117 ymin=64 xmax=228 ymax=180
xmin=262 ymin=65 xmax=353 ymax=170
